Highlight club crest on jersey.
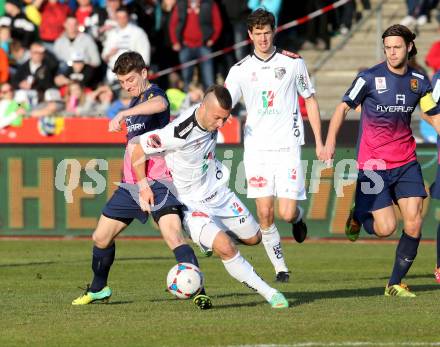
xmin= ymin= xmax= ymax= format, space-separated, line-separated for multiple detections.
xmin=375 ymin=77 xmax=387 ymax=90
xmin=410 ymin=79 xmax=419 ymax=92
xmin=251 ymin=72 xmax=258 ymax=82
xmin=274 ymin=67 xmax=286 ymax=80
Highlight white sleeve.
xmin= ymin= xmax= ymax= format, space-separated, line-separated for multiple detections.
xmin=225 ymin=66 xmax=242 ymax=107
xmin=295 ymin=59 xmax=315 ymax=98
xmin=433 ymin=79 xmax=440 ymax=103
xmin=138 ymin=122 xmax=186 ymax=155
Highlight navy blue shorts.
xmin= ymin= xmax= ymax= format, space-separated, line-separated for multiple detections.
xmin=354 ymin=161 xmax=427 ymax=223
xmin=102 ymin=180 xmax=182 ymax=225
xmin=430 ymin=164 xmax=440 ymax=199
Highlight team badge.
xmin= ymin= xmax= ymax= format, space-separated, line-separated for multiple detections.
xmin=274 ymin=67 xmax=286 ymax=80
xmin=251 ymin=72 xmax=258 ymax=82
xmin=410 ymin=79 xmax=418 ymax=92
xmin=375 ymin=77 xmax=387 ymax=90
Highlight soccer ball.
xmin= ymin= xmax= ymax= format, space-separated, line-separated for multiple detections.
xmin=166 ymin=263 xmax=203 ymax=299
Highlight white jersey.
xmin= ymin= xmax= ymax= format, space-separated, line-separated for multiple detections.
xmin=138 ymin=105 xmax=229 ymax=203
xmin=225 ymin=48 xmax=315 ymax=150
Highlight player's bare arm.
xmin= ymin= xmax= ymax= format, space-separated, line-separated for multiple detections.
xmin=422 ymin=112 xmax=440 ymax=135
xmin=109 ymin=96 xmax=168 ymax=132
xmin=304 ymin=95 xmax=324 ymax=159
xmin=128 ymin=143 xmax=154 ymax=212
xmin=323 ymin=102 xmax=351 ymax=160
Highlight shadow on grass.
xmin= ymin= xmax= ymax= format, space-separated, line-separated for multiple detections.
xmin=106 ymin=301 xmax=134 ymax=305
xmin=117 ymin=256 xmax=172 ymax=262
xmin=0 ymin=261 xmax=55 ymax=268
xmin=375 ymin=273 xmax=435 ymax=281
xmin=285 ymin=283 xmax=440 ymax=307
xmin=0 ymin=257 xmax=172 ymax=268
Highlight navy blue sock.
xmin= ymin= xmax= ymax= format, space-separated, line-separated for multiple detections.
xmin=90 ymin=243 xmax=115 ymax=292
xmin=362 ymin=213 xmax=376 ymax=235
xmin=437 ymin=224 xmax=440 ymax=268
xmin=389 ymin=231 xmax=420 ymax=286
xmin=173 ymin=244 xmax=205 ymax=295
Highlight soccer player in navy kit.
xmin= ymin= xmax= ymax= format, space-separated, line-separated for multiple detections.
xmin=322 ymin=25 xmax=440 ymax=296
xmin=424 ymin=70 xmax=440 ymax=283
xmin=72 ymin=51 xmax=211 ymax=309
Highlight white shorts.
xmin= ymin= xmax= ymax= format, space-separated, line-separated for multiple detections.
xmin=182 ymin=186 xmax=259 ymax=252
xmin=244 ymin=146 xmax=306 ymax=200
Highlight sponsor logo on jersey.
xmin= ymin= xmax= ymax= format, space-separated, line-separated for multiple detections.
xmin=261 ymin=90 xmax=275 ymax=108
xmin=127 ymin=123 xmax=146 ymax=132
xmin=178 ymin=122 xmax=194 ymax=138
xmin=377 ymin=89 xmax=389 ymax=94
xmin=274 ymin=67 xmax=286 ymax=80
xmin=248 ymin=176 xmax=268 ymax=188
xmin=296 ymin=74 xmax=308 ymax=93
xmin=289 ymin=168 xmax=297 ymax=181
xmin=376 ymin=105 xmax=414 ymax=113
xmin=230 ymin=202 xmax=244 ymax=216
xmin=410 ymin=78 xmax=419 ymax=92
xmin=375 ymin=77 xmax=387 ymax=90
xmin=293 ymin=113 xmax=301 ymax=137
xmin=192 ymin=211 xmax=209 ymax=218
xmin=396 ymin=94 xmax=406 ymax=104
xmin=202 ymin=152 xmax=215 ymax=174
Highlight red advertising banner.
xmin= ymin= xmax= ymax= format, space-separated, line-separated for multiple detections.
xmin=0 ymin=117 xmax=241 ymax=144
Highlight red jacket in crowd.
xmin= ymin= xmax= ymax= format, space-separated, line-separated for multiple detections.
xmin=169 ymin=0 xmax=222 ymax=48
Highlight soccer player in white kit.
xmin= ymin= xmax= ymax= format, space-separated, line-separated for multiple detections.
xmin=225 ymin=9 xmax=323 ymax=282
xmin=134 ymin=85 xmax=289 ymax=308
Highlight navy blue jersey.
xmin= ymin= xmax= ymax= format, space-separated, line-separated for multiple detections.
xmin=123 ymin=83 xmax=172 ymax=184
xmin=125 ymin=84 xmax=170 ymax=141
xmin=343 ymin=62 xmax=440 ymax=169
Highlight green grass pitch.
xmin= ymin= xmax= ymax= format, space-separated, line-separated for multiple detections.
xmin=1 ymin=239 xmax=439 ymax=347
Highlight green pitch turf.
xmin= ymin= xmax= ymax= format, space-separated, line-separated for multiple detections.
xmin=0 ymin=239 xmax=439 ymax=347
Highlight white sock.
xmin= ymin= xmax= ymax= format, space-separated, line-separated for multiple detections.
xmin=222 ymin=252 xmax=277 ymax=302
xmin=293 ymin=206 xmax=304 ymax=224
xmin=261 ymin=224 xmax=289 ymax=274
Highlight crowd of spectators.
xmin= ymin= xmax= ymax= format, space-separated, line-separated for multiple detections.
xmin=0 ymin=0 xmax=374 ymax=131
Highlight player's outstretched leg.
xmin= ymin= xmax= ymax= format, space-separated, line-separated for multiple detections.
xmin=72 ymin=243 xmax=115 ymax=305
xmin=222 ymin=251 xmax=288 ymax=308
xmin=345 ymin=205 xmax=361 ymax=242
xmin=435 ymin=223 xmax=440 ymax=283
xmin=261 ymin=224 xmax=290 ymax=282
xmin=385 ymin=231 xmax=420 ymax=297
xmin=291 ymin=206 xmax=307 ymax=243
xmin=173 ymin=244 xmax=212 ymax=309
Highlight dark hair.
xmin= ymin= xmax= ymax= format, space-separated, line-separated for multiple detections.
xmin=247 ymin=8 xmax=276 ymax=32
xmin=382 ymin=24 xmax=417 ymax=59
xmin=204 ymin=85 xmax=232 ymax=110
xmin=116 ymin=5 xmax=129 ymax=14
xmin=113 ymin=51 xmax=147 ymax=75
